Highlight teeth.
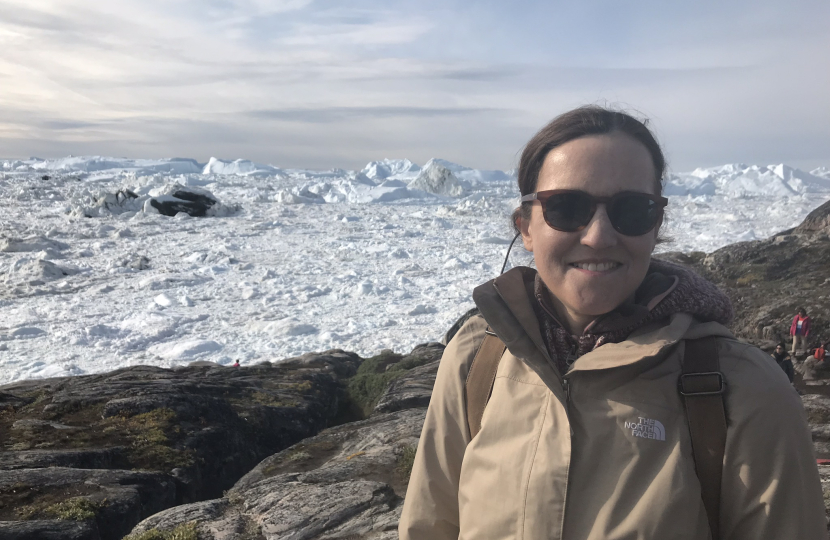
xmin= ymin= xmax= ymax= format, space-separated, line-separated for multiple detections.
xmin=573 ymin=262 xmax=619 ymax=272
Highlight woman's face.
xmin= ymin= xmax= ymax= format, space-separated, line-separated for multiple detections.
xmin=520 ymin=133 xmax=660 ymax=329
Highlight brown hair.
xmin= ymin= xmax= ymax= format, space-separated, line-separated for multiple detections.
xmin=511 ymin=106 xmax=666 ymax=235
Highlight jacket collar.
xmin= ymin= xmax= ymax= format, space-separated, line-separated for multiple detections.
xmin=473 ymin=266 xmax=735 ymax=375
xmin=473 ymin=267 xmax=560 ymax=387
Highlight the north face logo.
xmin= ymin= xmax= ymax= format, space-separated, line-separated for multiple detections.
xmin=624 ymin=417 xmax=665 ymax=441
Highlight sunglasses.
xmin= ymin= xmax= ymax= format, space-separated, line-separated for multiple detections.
xmin=521 ymin=189 xmax=668 ymax=236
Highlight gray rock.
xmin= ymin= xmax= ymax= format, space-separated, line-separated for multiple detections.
xmin=374 ymin=360 xmax=439 ymax=414
xmin=0 ymin=468 xmax=175 ymax=540
xmin=0 ymin=520 xmax=100 ymax=540
xmin=0 ymin=351 xmax=361 ymax=540
xmin=128 ymin=403 xmax=429 ymax=539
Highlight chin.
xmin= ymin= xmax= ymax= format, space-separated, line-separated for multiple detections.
xmin=570 ymin=296 xmax=627 ymax=317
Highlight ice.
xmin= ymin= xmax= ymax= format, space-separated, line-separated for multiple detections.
xmin=361 ymin=159 xmax=421 ymax=181
xmin=202 ymin=157 xmax=283 ymax=177
xmin=0 ymin=155 xmax=828 ymax=385
xmin=148 ymin=339 xmax=223 ymax=361
xmin=409 ymin=159 xmax=466 ymax=197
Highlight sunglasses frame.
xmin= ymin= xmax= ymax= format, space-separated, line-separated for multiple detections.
xmin=520 ymin=189 xmax=669 ymax=235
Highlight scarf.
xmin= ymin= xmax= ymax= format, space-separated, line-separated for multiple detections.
xmin=533 ymin=259 xmax=734 ymax=375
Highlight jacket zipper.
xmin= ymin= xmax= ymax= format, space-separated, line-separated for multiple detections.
xmin=562 ymin=377 xmax=573 ymax=436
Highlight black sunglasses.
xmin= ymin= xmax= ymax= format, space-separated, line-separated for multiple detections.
xmin=521 ymin=189 xmax=668 ymax=236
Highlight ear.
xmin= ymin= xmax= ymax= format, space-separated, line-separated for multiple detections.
xmin=517 ymin=209 xmax=534 ymax=252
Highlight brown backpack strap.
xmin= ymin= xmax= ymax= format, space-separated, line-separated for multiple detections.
xmin=679 ymin=337 xmax=727 ymax=540
xmin=465 ymin=327 xmax=507 ymax=439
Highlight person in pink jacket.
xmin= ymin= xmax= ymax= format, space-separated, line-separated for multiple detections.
xmin=790 ymin=307 xmax=811 ymax=355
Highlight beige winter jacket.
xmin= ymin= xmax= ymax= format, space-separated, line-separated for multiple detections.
xmin=399 ymin=267 xmax=826 ymax=540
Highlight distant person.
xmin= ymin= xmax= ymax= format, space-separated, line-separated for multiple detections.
xmin=790 ymin=307 xmax=811 ymax=355
xmin=232 ymin=360 xmax=240 ymax=367
xmin=399 ymin=106 xmax=826 ymax=540
xmin=812 ymin=341 xmax=827 ymax=362
xmin=771 ymin=343 xmax=794 ymax=382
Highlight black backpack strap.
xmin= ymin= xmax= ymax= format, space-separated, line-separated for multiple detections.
xmin=679 ymin=337 xmax=727 ymax=540
xmin=465 ymin=327 xmax=506 ymax=439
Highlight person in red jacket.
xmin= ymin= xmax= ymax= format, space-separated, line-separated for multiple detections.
xmin=790 ymin=307 xmax=811 ymax=355
xmin=813 ymin=341 xmax=827 ymax=362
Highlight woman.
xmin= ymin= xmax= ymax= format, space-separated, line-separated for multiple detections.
xmin=791 ymin=307 xmax=811 ymax=355
xmin=399 ymin=106 xmax=825 ymax=539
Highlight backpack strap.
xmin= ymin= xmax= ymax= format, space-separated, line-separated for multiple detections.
xmin=679 ymin=337 xmax=727 ymax=540
xmin=465 ymin=327 xmax=507 ymax=439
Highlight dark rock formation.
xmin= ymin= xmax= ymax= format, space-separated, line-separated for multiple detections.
xmin=657 ymin=200 xmax=830 ymax=350
xmin=149 ymin=189 xmax=218 ymax=217
xmin=796 ymin=199 xmax=830 ymax=234
xmin=126 ymin=343 xmax=444 ymax=539
xmin=0 ymin=351 xmax=360 ymax=539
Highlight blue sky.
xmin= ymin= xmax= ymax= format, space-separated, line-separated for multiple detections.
xmin=1 ymin=0 xmax=828 ymax=171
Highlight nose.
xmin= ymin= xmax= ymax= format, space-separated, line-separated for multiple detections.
xmin=579 ymin=203 xmax=618 ymax=249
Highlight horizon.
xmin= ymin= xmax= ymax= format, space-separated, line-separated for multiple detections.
xmin=2 ymin=0 xmax=828 ymax=172
xmin=3 ymin=155 xmax=828 ymax=177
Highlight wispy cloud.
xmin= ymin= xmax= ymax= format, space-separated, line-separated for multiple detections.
xmin=0 ymin=0 xmax=828 ymax=170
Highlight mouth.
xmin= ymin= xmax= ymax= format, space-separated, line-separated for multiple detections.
xmin=569 ymin=261 xmax=622 ymax=273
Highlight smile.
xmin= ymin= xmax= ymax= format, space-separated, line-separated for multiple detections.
xmin=570 ymin=262 xmax=622 ymax=272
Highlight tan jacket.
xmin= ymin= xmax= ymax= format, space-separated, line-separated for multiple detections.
xmin=399 ymin=267 xmax=826 ymax=540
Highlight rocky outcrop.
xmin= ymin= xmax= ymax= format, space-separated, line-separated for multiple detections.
xmin=796 ymin=199 xmax=830 ymax=234
xmin=0 ymin=351 xmax=360 ymax=539
xmin=658 ymin=202 xmax=830 ymax=350
xmin=126 ymin=343 xmax=444 ymax=540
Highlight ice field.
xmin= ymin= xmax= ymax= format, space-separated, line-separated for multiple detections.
xmin=1 ymin=156 xmax=829 ymax=384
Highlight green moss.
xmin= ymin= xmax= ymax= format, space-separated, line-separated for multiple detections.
xmin=345 ymin=372 xmax=399 ymax=417
xmin=288 ymin=380 xmax=313 ymax=393
xmin=17 ymin=497 xmax=104 ymax=521
xmin=18 ymin=391 xmax=51 ymax=413
xmin=125 ymin=522 xmax=199 ymax=540
xmin=344 ymin=351 xmax=430 ymax=417
xmin=397 ymin=445 xmax=417 ymax=481
xmin=737 ymin=272 xmax=764 ymax=286
xmin=250 ymin=392 xmax=299 ymax=408
xmin=355 ymin=351 xmax=404 ymax=376
xmin=46 ymin=497 xmax=104 ymax=521
xmin=286 ymin=450 xmax=311 ymax=462
xmin=106 ymin=408 xmax=194 ymax=470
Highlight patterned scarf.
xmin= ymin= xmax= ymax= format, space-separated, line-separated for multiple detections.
xmin=534 ymin=259 xmax=734 ymax=375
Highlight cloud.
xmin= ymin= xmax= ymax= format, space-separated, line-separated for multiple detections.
xmin=0 ymin=0 xmax=828 ymax=170
xmin=246 ymin=106 xmax=506 ymax=122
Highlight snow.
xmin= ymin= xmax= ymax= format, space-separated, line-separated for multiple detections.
xmin=1 ymin=155 xmax=829 ymax=385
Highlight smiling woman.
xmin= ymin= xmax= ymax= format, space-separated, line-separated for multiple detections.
xmin=399 ymin=105 xmax=827 ymax=540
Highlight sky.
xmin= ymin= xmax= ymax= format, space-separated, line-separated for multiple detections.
xmin=1 ymin=0 xmax=828 ymax=172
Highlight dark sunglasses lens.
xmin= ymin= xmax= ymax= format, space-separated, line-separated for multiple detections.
xmin=544 ymin=192 xmax=594 ymax=231
xmin=608 ymin=194 xmax=660 ymax=235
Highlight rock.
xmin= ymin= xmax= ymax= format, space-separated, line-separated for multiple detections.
xmin=374 ymin=344 xmax=442 ymax=414
xmin=795 ymin=199 xmax=830 ymax=234
xmin=656 ymin=206 xmax=830 ymax=347
xmin=126 ymin=345 xmax=441 ymax=539
xmin=0 ymin=351 xmax=361 ymax=538
xmin=0 ymin=520 xmax=100 ymax=540
xmin=147 ymin=187 xmax=220 ymax=217
xmin=0 ymin=468 xmax=175 ymax=540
